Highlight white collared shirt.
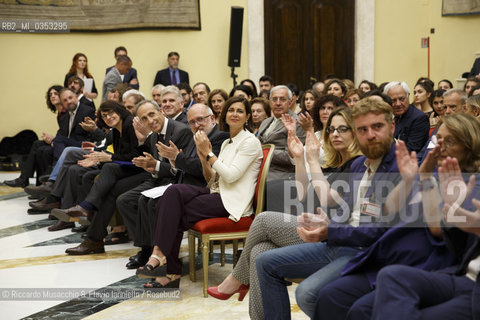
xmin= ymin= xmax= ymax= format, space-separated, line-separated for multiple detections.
xmin=68 ymin=102 xmax=79 ymax=137
xmin=466 ymin=255 xmax=480 ymax=282
xmin=154 ymin=118 xmax=169 ymax=173
xmin=349 ymin=157 xmax=382 ymax=227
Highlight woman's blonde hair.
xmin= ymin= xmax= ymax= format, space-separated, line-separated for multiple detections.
xmin=323 ymin=106 xmax=362 ymax=168
xmin=438 ymin=113 xmax=480 ymax=172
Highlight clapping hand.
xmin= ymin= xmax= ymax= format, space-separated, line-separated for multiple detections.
xmin=132 ymin=152 xmax=157 ymax=173
xmin=281 ymin=113 xmax=297 ymax=133
xmin=444 ymin=199 xmax=480 ymax=237
xmin=439 ymin=157 xmax=476 ymax=212
xmin=304 ymin=130 xmax=321 ymax=165
xmin=395 ymin=140 xmax=418 ymax=183
xmin=133 ymin=116 xmax=150 ymax=144
xmin=42 ymin=132 xmax=54 ymax=145
xmin=79 ymin=117 xmax=97 ymax=132
xmin=287 ymin=129 xmax=304 ymax=159
xmin=194 ymin=130 xmax=212 ymax=158
xmin=296 ymin=208 xmax=330 ymax=242
xmin=298 ymin=112 xmax=314 ymax=133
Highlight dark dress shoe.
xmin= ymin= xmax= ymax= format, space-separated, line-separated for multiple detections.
xmin=28 ymin=198 xmax=43 ymax=207
xmin=4 ymin=178 xmax=28 ymax=188
xmin=29 ymin=197 xmax=60 ymax=211
xmin=27 ymin=208 xmax=49 ymax=215
xmin=65 ymin=238 xmax=105 ymax=255
xmin=72 ymin=225 xmax=89 ymax=233
xmin=48 ymin=220 xmax=75 ymax=231
xmin=38 ymin=175 xmax=50 ymax=184
xmin=51 ymin=205 xmax=93 ymax=226
xmin=126 ymin=255 xmax=149 ymax=269
xmin=24 ymin=181 xmax=54 ymax=199
xmin=129 ymin=253 xmax=137 ymax=261
xmin=48 ymin=214 xmax=58 ymax=220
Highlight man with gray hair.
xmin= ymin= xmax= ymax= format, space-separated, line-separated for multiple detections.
xmin=257 ymin=85 xmax=306 ymax=178
xmin=443 ymin=88 xmax=467 ymax=116
xmin=257 ymin=85 xmax=306 ymax=212
xmin=123 ymin=89 xmax=146 ymax=115
xmin=384 ymin=81 xmax=429 ymax=153
xmin=151 ymin=84 xmax=164 ymax=107
xmin=117 ymin=103 xmax=229 ymax=268
xmin=160 ymin=85 xmax=188 ymax=124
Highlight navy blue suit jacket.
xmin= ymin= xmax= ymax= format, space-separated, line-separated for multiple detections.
xmin=394 ymin=105 xmax=430 ymax=153
xmin=341 ymin=223 xmax=456 ymax=287
xmin=52 ymin=102 xmax=96 ymax=160
xmin=55 ymin=102 xmax=96 ymax=146
xmin=327 ymin=143 xmax=400 ymax=248
xmin=153 ymin=68 xmax=189 ymax=86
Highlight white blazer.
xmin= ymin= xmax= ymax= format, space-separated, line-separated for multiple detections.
xmin=212 ymin=129 xmax=263 ymax=222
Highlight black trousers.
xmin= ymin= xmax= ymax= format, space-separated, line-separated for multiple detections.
xmin=117 ymin=178 xmax=169 ymax=247
xmin=86 ymin=170 xmax=150 ymax=242
xmin=20 ymin=140 xmax=53 ymax=185
xmin=152 ymin=184 xmax=229 ymax=274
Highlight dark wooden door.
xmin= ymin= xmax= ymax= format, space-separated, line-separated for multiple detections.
xmin=264 ymin=0 xmax=355 ymax=90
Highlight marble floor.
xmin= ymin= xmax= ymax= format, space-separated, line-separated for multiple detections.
xmin=0 ymin=172 xmax=308 ymax=320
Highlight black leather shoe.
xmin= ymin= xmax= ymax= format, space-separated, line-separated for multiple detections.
xmin=38 ymin=175 xmax=50 ymax=184
xmin=65 ymin=238 xmax=105 ymax=255
xmin=3 ymin=178 xmax=28 ymax=188
xmin=126 ymin=255 xmax=149 ymax=269
xmin=71 ymin=225 xmax=89 ymax=233
xmin=27 ymin=208 xmax=49 ymax=215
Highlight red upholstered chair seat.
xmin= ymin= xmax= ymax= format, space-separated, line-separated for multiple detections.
xmin=191 ymin=216 xmax=254 ymax=234
xmin=188 ymin=144 xmax=275 ymax=297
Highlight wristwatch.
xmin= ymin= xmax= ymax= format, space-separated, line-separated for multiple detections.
xmin=206 ymin=152 xmax=215 ymax=162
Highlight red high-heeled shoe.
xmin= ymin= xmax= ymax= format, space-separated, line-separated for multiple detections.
xmin=207 ymin=284 xmax=250 ymax=301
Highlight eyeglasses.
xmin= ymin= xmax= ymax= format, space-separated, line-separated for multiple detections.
xmin=271 ymin=96 xmax=288 ymax=103
xmin=326 ymin=125 xmax=351 ymax=134
xmin=188 ymin=115 xmax=211 ymax=126
xmin=432 ymin=135 xmax=458 ymax=149
xmin=101 ymin=111 xmax=115 ymax=120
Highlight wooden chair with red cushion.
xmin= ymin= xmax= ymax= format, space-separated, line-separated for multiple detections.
xmin=188 ymin=144 xmax=275 ymax=297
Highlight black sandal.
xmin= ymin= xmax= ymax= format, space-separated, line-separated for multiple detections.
xmin=136 ymin=254 xmax=166 ymax=279
xmin=104 ymin=231 xmax=129 ymax=245
xmin=144 ymin=275 xmax=180 ymax=289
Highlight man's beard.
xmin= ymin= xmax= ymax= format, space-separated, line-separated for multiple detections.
xmin=359 ymin=133 xmax=393 ymax=160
